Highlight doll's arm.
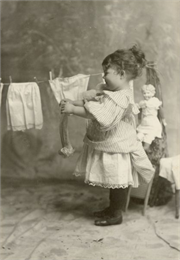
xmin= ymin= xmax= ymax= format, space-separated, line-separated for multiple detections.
xmin=136 ymin=100 xmax=146 ymax=109
xmin=159 ymin=106 xmax=167 ymax=126
xmin=138 ymin=108 xmax=142 ymax=123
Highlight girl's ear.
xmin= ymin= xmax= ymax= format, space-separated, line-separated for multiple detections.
xmin=120 ymin=70 xmax=125 ymax=78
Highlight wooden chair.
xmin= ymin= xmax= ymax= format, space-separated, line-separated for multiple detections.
xmin=174 ymin=190 xmax=180 ymax=219
xmin=159 ymin=156 xmax=180 ymax=219
xmin=125 ymin=176 xmax=154 ymax=216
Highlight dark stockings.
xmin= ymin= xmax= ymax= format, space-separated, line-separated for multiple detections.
xmin=109 ymin=188 xmax=128 ymax=214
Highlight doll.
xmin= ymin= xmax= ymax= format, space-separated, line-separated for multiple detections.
xmin=136 ymin=84 xmax=167 ymax=150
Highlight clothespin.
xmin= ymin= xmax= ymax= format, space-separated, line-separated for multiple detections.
xmin=34 ymin=77 xmax=38 ymax=83
xmin=49 ymin=71 xmax=53 ymax=81
xmin=9 ymin=76 xmax=12 ymax=84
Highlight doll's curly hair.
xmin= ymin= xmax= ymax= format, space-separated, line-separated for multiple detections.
xmin=142 ymin=84 xmax=156 ymax=95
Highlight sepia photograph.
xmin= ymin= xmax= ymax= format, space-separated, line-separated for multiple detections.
xmin=1 ymin=0 xmax=180 ymax=259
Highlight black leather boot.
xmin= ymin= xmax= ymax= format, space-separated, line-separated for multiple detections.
xmin=94 ymin=188 xmax=128 ymax=226
xmin=94 ymin=210 xmax=123 ymax=226
xmin=93 ymin=207 xmax=111 ymax=218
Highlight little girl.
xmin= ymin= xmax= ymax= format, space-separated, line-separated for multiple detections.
xmin=136 ymin=84 xmax=167 ymax=150
xmin=61 ymin=45 xmax=155 ymax=226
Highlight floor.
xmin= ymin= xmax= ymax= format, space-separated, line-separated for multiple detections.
xmin=0 ymin=177 xmax=180 ymax=260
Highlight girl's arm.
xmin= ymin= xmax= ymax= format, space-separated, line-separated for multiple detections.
xmin=72 ymin=100 xmax=84 ymax=107
xmin=61 ymin=101 xmax=93 ymax=119
xmin=61 ymin=99 xmax=84 ymax=107
xmin=60 ymin=89 xmax=104 ymax=107
xmin=72 ymin=106 xmax=93 ymax=119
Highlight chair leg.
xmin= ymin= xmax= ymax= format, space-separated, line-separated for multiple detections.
xmin=175 ymin=189 xmax=180 ymax=219
xmin=125 ymin=186 xmax=132 ymax=212
xmin=143 ymin=177 xmax=154 ymax=216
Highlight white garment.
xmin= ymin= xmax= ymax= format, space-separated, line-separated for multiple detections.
xmin=83 ymin=88 xmax=139 ymax=153
xmin=137 ymin=97 xmax=162 ymax=140
xmin=49 ymin=74 xmax=90 ymax=157
xmin=49 ymin=74 xmax=90 ymax=103
xmin=0 ymin=83 xmax=4 ymax=107
xmin=74 ymin=144 xmax=136 ymax=189
xmin=6 ymin=82 xmax=43 ymax=131
xmin=74 ymin=88 xmax=154 ymax=188
xmin=159 ymin=155 xmax=180 ymax=190
xmin=74 ymin=141 xmax=154 ymax=189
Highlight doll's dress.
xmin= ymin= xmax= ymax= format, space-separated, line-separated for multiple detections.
xmin=137 ymin=97 xmax=162 ymax=139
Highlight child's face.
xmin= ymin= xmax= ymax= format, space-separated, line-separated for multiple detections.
xmin=102 ymin=67 xmax=122 ymax=91
xmin=142 ymin=90 xmax=154 ymax=100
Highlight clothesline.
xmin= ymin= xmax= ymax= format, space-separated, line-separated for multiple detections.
xmin=1 ymin=72 xmax=103 ymax=133
xmin=0 ymin=72 xmax=103 ymax=85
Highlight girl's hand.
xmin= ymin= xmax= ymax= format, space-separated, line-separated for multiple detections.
xmin=96 ymin=83 xmax=106 ymax=91
xmin=82 ymin=89 xmax=97 ymax=100
xmin=60 ymin=99 xmax=73 ymax=105
xmin=94 ymin=94 xmax=104 ymax=103
xmin=65 ymin=98 xmax=73 ymax=104
xmin=61 ymin=101 xmax=74 ymax=114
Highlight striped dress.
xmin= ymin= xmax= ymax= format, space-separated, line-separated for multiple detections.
xmin=74 ymin=88 xmax=155 ymax=188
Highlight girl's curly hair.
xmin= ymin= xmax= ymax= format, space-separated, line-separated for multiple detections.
xmin=102 ymin=43 xmax=146 ymax=80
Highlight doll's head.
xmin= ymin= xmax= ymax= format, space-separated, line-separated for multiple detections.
xmin=141 ymin=84 xmax=155 ymax=100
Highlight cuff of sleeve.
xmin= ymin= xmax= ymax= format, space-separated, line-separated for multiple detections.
xmin=83 ymin=100 xmax=95 ymax=119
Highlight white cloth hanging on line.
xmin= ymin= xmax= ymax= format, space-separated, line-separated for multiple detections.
xmin=6 ymin=82 xmax=43 ymax=131
xmin=49 ymin=74 xmax=90 ymax=103
xmin=49 ymin=74 xmax=90 ymax=157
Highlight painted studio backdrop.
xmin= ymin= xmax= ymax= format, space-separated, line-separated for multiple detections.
xmin=1 ymin=0 xmax=180 ymax=180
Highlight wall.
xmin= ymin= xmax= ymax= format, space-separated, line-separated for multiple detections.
xmin=1 ymin=0 xmax=180 ymax=179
